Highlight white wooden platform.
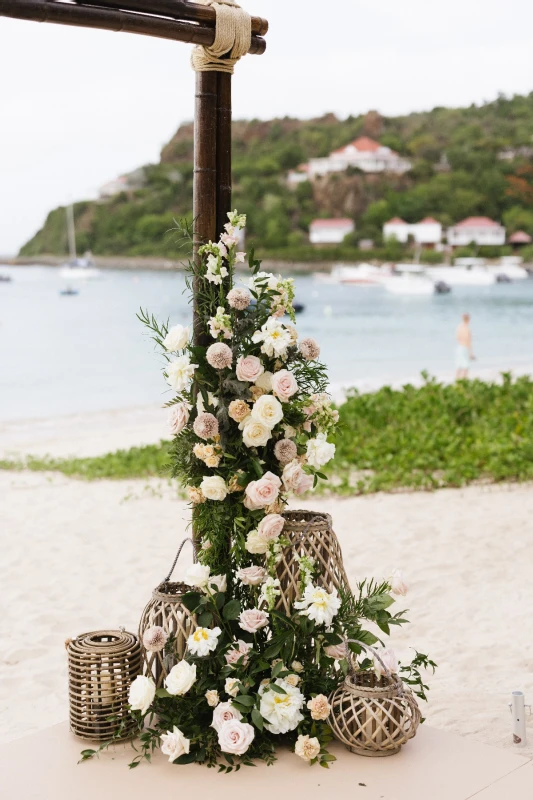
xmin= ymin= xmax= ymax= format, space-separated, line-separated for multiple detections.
xmin=2 ymin=722 xmax=532 ymax=800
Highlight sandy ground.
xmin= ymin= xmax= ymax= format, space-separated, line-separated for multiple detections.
xmin=1 ymin=469 xmax=532 ymax=755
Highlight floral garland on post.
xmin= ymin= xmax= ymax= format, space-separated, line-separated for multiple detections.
xmin=84 ymin=211 xmax=434 ymax=770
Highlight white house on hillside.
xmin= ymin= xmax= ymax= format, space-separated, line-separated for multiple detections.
xmin=447 ymin=217 xmax=506 ymax=247
xmin=309 ymin=218 xmax=354 ymax=244
xmin=307 ymin=137 xmax=411 ymax=178
xmin=287 ymin=164 xmax=310 ymax=187
xmin=383 ymin=217 xmax=442 ymax=246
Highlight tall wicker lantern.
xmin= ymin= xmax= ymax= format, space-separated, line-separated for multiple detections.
xmin=138 ymin=539 xmax=198 ymax=688
xmin=67 ymin=629 xmax=141 ymax=742
xmin=329 ymin=643 xmax=421 ymax=757
xmin=276 ymin=510 xmax=351 ymax=614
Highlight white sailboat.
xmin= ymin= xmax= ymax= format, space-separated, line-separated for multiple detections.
xmin=59 ymin=204 xmax=101 ymax=279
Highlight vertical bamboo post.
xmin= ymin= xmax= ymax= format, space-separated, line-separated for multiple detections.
xmin=193 ymin=70 xmax=218 ymax=349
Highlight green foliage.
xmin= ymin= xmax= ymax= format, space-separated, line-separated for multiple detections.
xmin=20 ymin=93 xmax=533 ymax=257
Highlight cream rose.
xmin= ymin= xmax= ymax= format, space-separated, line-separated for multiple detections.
xmin=251 ymin=394 xmax=283 ymax=429
xmin=239 ymin=608 xmax=269 ymax=633
xmin=307 ymin=694 xmax=331 ymax=721
xmin=254 ymin=370 xmax=273 ymax=392
xmin=218 ymin=719 xmax=255 ymax=756
xmin=236 ymin=355 xmax=264 ymax=383
xmin=211 ymin=701 xmax=242 ymax=732
xmin=167 ymin=402 xmax=190 ymax=435
xmin=184 ymin=563 xmax=210 ymax=588
xmin=160 ymin=726 xmax=190 ymax=763
xmin=228 ymin=399 xmax=250 ymax=423
xmin=165 ymin=660 xmax=197 ymax=696
xmin=163 ymin=324 xmax=189 ymax=352
xmin=209 ymin=574 xmax=227 ymax=593
xmin=282 ymin=459 xmax=314 ymax=495
xmin=128 ymin=675 xmax=155 ymax=715
xmin=244 ymin=472 xmax=281 ymax=510
xmin=205 ymin=689 xmax=220 ymax=708
xmin=258 ymin=513 xmax=285 ymax=542
xmin=200 ymin=475 xmax=228 ymax=501
xmin=224 ymin=678 xmax=240 ymax=698
xmin=272 ymin=369 xmax=298 ymax=402
xmin=295 ymin=734 xmax=320 ymax=762
xmin=237 ymin=565 xmax=267 ymax=586
xmin=242 ymin=418 xmax=271 ymax=448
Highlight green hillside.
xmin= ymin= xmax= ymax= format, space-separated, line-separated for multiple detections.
xmin=20 ymin=93 xmax=533 ymax=261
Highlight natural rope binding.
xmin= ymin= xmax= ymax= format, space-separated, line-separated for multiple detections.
xmin=191 ymin=0 xmax=251 ymax=74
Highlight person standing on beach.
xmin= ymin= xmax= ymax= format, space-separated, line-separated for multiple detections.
xmin=456 ymin=313 xmax=474 ymax=379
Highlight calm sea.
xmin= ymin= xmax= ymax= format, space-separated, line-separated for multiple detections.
xmin=1 ymin=265 xmax=533 ymax=421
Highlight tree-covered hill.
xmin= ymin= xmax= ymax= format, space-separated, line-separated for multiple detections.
xmin=21 ymin=93 xmax=533 ymax=260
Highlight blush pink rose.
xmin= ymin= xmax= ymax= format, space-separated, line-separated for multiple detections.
xmin=237 ymin=566 xmax=267 ymax=586
xmin=282 ymin=459 xmax=314 ymax=496
xmin=244 ymin=471 xmax=281 ymax=510
xmin=258 ymin=513 xmax=285 ymax=542
xmin=167 ymin=402 xmax=190 ymax=435
xmin=225 ymin=640 xmax=252 ymax=667
xmin=238 ymin=608 xmax=269 ymax=634
xmin=218 ymin=720 xmax=255 ymax=756
xmin=271 ymin=369 xmax=298 ymax=402
xmin=211 ymin=701 xmax=242 ymax=733
xmin=324 ymin=643 xmax=346 ymax=660
xmin=236 ymin=355 xmax=264 ymax=383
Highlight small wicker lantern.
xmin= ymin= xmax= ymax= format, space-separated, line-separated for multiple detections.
xmin=138 ymin=538 xmax=198 ymax=688
xmin=67 ymin=629 xmax=141 ymax=742
xmin=276 ymin=510 xmax=351 ymax=614
xmin=329 ymin=642 xmax=421 ymax=757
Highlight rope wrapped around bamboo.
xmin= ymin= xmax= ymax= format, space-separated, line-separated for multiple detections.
xmin=191 ymin=0 xmax=251 ymax=74
xmin=67 ymin=630 xmax=141 ymax=742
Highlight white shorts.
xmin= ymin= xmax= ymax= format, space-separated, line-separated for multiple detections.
xmin=455 ymin=345 xmax=470 ymax=370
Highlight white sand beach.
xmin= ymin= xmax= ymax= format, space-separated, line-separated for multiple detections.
xmin=1 ymin=465 xmax=533 ymax=755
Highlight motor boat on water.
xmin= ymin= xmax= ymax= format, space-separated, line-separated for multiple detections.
xmin=488 ymin=256 xmax=529 ymax=281
xmin=384 ymin=264 xmax=451 ymax=295
xmin=328 ymin=263 xmax=391 ymax=285
xmin=429 ymin=264 xmax=496 ymax=286
xmin=59 ymin=203 xmax=101 ymax=280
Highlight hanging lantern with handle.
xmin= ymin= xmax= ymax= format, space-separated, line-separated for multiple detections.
xmin=329 ymin=640 xmax=421 ymax=757
xmin=138 ymin=538 xmax=198 ymax=688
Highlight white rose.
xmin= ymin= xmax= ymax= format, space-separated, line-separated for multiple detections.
xmin=200 ymin=475 xmax=228 ymax=501
xmin=128 ymin=675 xmax=155 ymax=715
xmin=205 ymin=689 xmax=220 ymax=708
xmin=166 ymin=355 xmax=197 ymax=391
xmin=211 ymin=700 xmax=242 ymax=732
xmin=225 ymin=677 xmax=240 ymax=697
xmin=209 ymin=574 xmax=227 ymax=593
xmin=390 ymin=569 xmax=408 ymax=596
xmin=251 ymin=395 xmax=283 ymax=430
xmin=255 ymin=370 xmax=273 ymax=391
xmin=165 ymin=660 xmax=197 ymax=696
xmin=160 ymin=726 xmax=190 ymax=763
xmin=242 ymin=418 xmax=272 ymax=448
xmin=218 ymin=720 xmax=255 ymax=756
xmin=306 ymin=433 xmax=336 ymax=469
xmin=185 ymin=562 xmax=211 ymax=589
xmin=163 ymin=324 xmax=189 ymax=351
xmin=245 ymin=530 xmax=268 ymax=555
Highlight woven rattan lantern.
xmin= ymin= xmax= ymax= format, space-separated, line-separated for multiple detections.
xmin=67 ymin=629 xmax=141 ymax=742
xmin=139 ymin=538 xmax=198 ymax=688
xmin=276 ymin=510 xmax=351 ymax=614
xmin=329 ymin=643 xmax=421 ymax=757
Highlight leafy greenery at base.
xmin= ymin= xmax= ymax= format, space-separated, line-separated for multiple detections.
xmin=3 ymin=374 xmax=533 ymax=492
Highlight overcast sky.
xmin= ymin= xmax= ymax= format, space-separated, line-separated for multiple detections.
xmin=1 ymin=0 xmax=532 ymax=254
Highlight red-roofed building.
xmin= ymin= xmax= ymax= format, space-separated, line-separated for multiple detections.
xmin=307 ymin=136 xmax=411 ymax=178
xmin=383 ymin=217 xmax=442 ymax=246
xmin=447 ymin=217 xmax=506 ymax=247
xmin=309 ymin=218 xmax=355 ymax=244
xmin=509 ymin=230 xmax=532 ymax=246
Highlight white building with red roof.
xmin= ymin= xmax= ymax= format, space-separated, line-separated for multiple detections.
xmin=307 ymin=137 xmax=411 ymax=178
xmin=383 ymin=217 xmax=442 ymax=246
xmin=447 ymin=217 xmax=506 ymax=247
xmin=309 ymin=218 xmax=355 ymax=245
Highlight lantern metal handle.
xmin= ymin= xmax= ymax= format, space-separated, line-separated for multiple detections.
xmin=163 ymin=537 xmax=197 ymax=582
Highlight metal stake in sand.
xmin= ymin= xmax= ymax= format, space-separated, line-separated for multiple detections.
xmin=509 ymin=690 xmax=528 ymax=747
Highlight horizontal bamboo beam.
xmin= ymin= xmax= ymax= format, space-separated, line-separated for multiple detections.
xmin=0 ymin=0 xmax=266 ymax=53
xmin=83 ymin=1 xmax=268 ymax=36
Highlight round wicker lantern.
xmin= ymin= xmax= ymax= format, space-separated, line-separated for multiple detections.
xmin=329 ymin=643 xmax=421 ymax=757
xmin=67 ymin=629 xmax=141 ymax=742
xmin=138 ymin=538 xmax=198 ymax=688
xmin=276 ymin=510 xmax=351 ymax=614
